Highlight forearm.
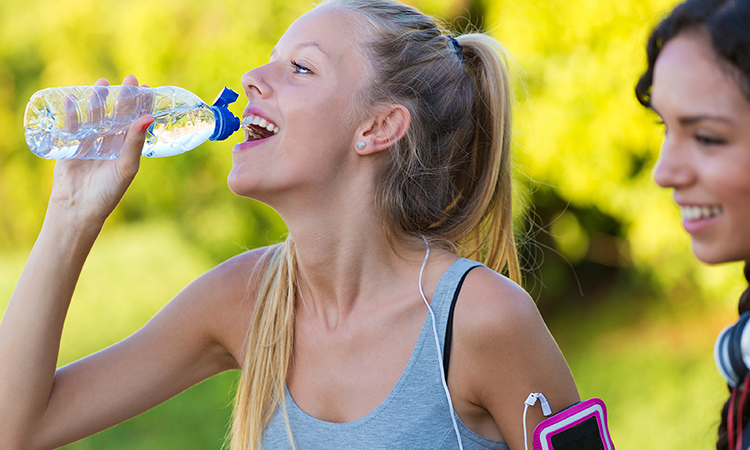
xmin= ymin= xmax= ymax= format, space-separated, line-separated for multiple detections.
xmin=0 ymin=211 xmax=101 ymax=447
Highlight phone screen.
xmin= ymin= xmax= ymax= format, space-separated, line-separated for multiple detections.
xmin=549 ymin=417 xmax=605 ymax=450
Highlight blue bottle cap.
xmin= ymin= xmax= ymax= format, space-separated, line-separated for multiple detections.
xmin=209 ymin=87 xmax=241 ymax=141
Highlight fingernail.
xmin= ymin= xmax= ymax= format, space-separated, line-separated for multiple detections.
xmin=142 ymin=121 xmax=153 ymax=131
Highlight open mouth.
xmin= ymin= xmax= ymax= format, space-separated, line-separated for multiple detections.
xmin=679 ymin=204 xmax=724 ymax=221
xmin=242 ymin=114 xmax=280 ymax=141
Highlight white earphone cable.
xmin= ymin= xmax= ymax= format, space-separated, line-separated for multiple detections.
xmin=523 ymin=401 xmax=531 ymax=450
xmin=523 ymin=392 xmax=552 ymax=450
xmin=419 ymin=237 xmax=464 ymax=450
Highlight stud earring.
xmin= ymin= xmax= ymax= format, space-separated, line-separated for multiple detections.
xmin=356 ymin=141 xmax=366 ymax=150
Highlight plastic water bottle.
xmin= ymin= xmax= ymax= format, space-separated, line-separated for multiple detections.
xmin=23 ymin=85 xmax=241 ymax=159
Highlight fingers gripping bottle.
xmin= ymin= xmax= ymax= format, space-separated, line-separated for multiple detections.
xmin=23 ymin=85 xmax=241 ymax=159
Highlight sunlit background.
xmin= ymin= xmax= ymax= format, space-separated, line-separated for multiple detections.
xmin=0 ymin=0 xmax=744 ymax=448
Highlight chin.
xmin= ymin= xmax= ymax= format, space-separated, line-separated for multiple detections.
xmin=226 ymin=170 xmax=256 ymax=198
xmin=226 ymin=171 xmax=242 ymax=195
xmin=692 ymin=243 xmax=749 ymax=266
xmin=227 ymin=172 xmax=280 ymax=207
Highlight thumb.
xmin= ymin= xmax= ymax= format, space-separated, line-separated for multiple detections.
xmin=118 ymin=114 xmax=154 ymax=177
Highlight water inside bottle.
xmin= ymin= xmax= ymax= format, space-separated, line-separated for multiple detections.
xmin=142 ymin=105 xmax=215 ymax=157
xmin=24 ymin=89 xmax=216 ymax=159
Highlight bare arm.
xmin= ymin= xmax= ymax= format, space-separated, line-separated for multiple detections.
xmin=0 ymin=206 xmax=103 ymax=448
xmin=449 ymin=268 xmax=580 ymax=450
xmin=0 ymin=75 xmax=256 ymax=449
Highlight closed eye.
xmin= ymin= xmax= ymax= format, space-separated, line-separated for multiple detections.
xmin=291 ymin=60 xmax=312 ymax=74
xmin=694 ymin=133 xmax=727 ymax=146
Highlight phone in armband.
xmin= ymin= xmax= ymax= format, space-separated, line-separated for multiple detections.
xmin=532 ymin=398 xmax=615 ymax=450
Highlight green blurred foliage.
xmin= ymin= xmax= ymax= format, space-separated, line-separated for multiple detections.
xmin=1 ymin=0 xmax=742 ymax=299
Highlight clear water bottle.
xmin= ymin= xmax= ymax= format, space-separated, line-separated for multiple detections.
xmin=23 ymin=85 xmax=241 ymax=159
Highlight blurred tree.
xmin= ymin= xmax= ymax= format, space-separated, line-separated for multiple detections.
xmin=0 ymin=0 xmax=742 ymax=306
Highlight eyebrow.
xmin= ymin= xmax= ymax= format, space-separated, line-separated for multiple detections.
xmin=270 ymin=41 xmax=328 ymax=59
xmin=677 ymin=115 xmax=733 ymax=125
xmin=650 ymin=106 xmax=734 ymax=125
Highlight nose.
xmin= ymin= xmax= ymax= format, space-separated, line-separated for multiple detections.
xmin=652 ymin=136 xmax=696 ymax=189
xmin=241 ymin=65 xmax=273 ymax=100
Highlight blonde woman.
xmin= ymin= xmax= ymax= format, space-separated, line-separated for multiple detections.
xmin=0 ymin=1 xmax=579 ymax=449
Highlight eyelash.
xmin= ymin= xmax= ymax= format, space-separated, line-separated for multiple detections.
xmin=291 ymin=60 xmax=312 ymax=75
xmin=694 ymin=134 xmax=727 ymax=146
xmin=654 ymin=119 xmax=727 ymax=145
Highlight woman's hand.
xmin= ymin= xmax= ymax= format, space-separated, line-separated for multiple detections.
xmin=48 ymin=75 xmax=154 ymax=229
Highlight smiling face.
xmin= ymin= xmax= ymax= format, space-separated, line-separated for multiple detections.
xmin=228 ymin=7 xmax=373 ymax=204
xmin=651 ymin=30 xmax=750 ymax=264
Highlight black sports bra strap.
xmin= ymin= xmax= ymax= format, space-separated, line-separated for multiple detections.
xmin=443 ymin=264 xmax=480 ymax=378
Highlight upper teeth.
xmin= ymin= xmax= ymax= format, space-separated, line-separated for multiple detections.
xmin=242 ymin=115 xmax=280 ymax=134
xmin=680 ymin=205 xmax=723 ymax=221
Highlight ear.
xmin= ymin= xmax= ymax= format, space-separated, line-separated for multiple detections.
xmin=354 ymin=104 xmax=411 ymax=155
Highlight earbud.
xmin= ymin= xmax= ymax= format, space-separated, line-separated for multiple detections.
xmin=524 ymin=392 xmax=552 ymax=416
xmin=715 ymin=311 xmax=750 ymax=388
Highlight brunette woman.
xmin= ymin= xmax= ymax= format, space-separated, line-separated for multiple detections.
xmin=636 ymin=0 xmax=750 ymax=448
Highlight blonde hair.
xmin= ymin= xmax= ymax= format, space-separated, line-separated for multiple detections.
xmin=229 ymin=241 xmax=297 ymax=450
xmin=230 ymin=1 xmax=520 ymax=448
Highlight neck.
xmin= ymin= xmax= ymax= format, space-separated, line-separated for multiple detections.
xmin=277 ymin=187 xmax=457 ymax=330
xmin=288 ymin=198 xmax=424 ymax=318
xmin=259 ymin=155 xmax=456 ymax=327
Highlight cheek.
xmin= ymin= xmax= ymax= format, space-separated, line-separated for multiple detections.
xmin=713 ymin=159 xmax=750 ymax=232
xmin=722 ymin=153 xmax=750 ymax=203
xmin=284 ymin=92 xmax=357 ymax=147
xmin=727 ymin=181 xmax=750 ymax=219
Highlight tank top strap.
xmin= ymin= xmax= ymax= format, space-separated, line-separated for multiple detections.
xmin=429 ymin=257 xmax=484 ymax=353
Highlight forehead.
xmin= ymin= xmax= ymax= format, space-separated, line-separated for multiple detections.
xmin=276 ymin=7 xmax=364 ymax=59
xmin=651 ymin=31 xmax=748 ymax=117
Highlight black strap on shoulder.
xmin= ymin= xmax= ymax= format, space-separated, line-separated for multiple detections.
xmin=443 ymin=265 xmax=480 ymax=378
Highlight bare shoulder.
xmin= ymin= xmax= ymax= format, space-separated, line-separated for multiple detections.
xmin=160 ymin=246 xmax=272 ymax=367
xmin=192 ymin=246 xmax=270 ymax=300
xmin=452 ymin=265 xmax=570 ymax=383
xmin=453 ymin=266 xmax=540 ymax=339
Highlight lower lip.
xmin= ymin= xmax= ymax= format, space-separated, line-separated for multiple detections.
xmin=682 ymin=214 xmax=722 ymax=234
xmin=233 ymin=136 xmax=273 ymax=152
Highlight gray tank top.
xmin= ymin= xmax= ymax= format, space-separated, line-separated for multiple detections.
xmin=260 ymin=258 xmax=510 ymax=450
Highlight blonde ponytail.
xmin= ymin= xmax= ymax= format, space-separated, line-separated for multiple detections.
xmin=453 ymin=34 xmax=520 ymax=283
